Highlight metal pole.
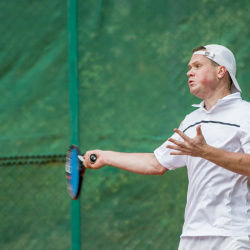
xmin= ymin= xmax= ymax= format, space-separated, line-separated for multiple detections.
xmin=68 ymin=0 xmax=81 ymax=249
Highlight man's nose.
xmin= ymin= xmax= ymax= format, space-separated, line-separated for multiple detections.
xmin=187 ymin=69 xmax=193 ymax=77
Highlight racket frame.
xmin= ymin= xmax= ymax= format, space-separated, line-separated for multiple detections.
xmin=65 ymin=145 xmax=85 ymax=200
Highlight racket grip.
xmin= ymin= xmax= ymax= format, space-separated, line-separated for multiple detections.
xmin=89 ymin=154 xmax=97 ymax=163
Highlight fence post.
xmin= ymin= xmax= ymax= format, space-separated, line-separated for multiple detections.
xmin=68 ymin=0 xmax=81 ymax=249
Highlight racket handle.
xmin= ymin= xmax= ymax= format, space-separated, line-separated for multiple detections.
xmin=89 ymin=154 xmax=97 ymax=163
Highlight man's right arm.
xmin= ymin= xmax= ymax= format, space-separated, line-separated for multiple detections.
xmin=83 ymin=150 xmax=168 ymax=175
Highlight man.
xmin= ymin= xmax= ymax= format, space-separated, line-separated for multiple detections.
xmin=84 ymin=45 xmax=250 ymax=249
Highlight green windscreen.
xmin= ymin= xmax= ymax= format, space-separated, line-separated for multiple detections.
xmin=1 ymin=0 xmax=250 ymax=249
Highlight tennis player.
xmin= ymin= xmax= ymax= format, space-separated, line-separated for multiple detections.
xmin=84 ymin=45 xmax=250 ymax=249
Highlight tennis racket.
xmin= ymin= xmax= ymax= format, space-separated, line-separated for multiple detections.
xmin=65 ymin=145 xmax=97 ymax=200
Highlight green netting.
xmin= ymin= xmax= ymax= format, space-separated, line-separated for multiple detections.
xmin=0 ymin=163 xmax=71 ymax=250
xmin=1 ymin=0 xmax=250 ymax=249
xmin=0 ymin=1 xmax=69 ymax=156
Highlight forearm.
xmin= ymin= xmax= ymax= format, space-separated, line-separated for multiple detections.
xmin=106 ymin=151 xmax=166 ymax=175
xmin=84 ymin=150 xmax=167 ymax=175
xmin=203 ymin=146 xmax=250 ymax=176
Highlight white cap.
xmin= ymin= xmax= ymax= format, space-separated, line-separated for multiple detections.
xmin=193 ymin=44 xmax=241 ymax=93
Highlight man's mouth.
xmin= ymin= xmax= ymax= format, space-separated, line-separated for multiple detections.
xmin=188 ymin=80 xmax=195 ymax=86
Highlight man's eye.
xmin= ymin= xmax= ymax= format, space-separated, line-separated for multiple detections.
xmin=196 ymin=65 xmax=201 ymax=68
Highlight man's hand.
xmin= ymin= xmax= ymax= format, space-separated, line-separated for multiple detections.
xmin=167 ymin=125 xmax=250 ymax=176
xmin=84 ymin=150 xmax=106 ymax=169
xmin=166 ymin=125 xmax=209 ymax=157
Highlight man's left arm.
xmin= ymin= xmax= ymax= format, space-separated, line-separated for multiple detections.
xmin=167 ymin=125 xmax=250 ymax=177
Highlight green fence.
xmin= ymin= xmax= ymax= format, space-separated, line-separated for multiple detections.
xmin=1 ymin=0 xmax=250 ymax=249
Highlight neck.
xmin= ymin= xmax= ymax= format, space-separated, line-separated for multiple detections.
xmin=203 ymin=89 xmax=231 ymax=110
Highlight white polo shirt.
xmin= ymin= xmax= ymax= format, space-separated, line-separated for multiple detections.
xmin=154 ymin=93 xmax=250 ymax=237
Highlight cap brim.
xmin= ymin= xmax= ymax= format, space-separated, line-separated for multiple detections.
xmin=229 ymin=73 xmax=241 ymax=93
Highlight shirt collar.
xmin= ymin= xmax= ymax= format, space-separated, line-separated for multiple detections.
xmin=192 ymin=92 xmax=242 ymax=109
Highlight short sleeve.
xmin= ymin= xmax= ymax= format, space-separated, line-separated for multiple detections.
xmin=154 ymin=122 xmax=187 ymax=170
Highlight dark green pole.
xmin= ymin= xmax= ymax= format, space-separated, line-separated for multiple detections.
xmin=68 ymin=0 xmax=81 ymax=249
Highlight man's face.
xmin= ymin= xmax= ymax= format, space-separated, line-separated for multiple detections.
xmin=187 ymin=54 xmax=219 ymax=99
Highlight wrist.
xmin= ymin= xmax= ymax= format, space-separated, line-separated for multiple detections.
xmin=202 ymin=144 xmax=214 ymax=159
xmin=103 ymin=150 xmax=113 ymax=166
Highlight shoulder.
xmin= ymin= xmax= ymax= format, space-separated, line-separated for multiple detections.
xmin=231 ymin=99 xmax=250 ymax=115
xmin=239 ymin=99 xmax=250 ymax=108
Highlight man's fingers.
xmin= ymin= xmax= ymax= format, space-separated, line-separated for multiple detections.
xmin=168 ymin=138 xmax=180 ymax=145
xmin=167 ymin=143 xmax=184 ymax=155
xmin=167 ymin=144 xmax=180 ymax=151
xmin=83 ymin=151 xmax=96 ymax=168
xmin=167 ymin=126 xmax=207 ymax=157
xmin=174 ymin=128 xmax=190 ymax=141
xmin=196 ymin=125 xmax=202 ymax=136
xmin=167 ymin=142 xmax=190 ymax=153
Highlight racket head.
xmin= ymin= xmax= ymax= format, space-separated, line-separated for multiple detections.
xmin=65 ymin=145 xmax=85 ymax=200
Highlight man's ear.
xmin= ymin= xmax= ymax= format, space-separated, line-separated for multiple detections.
xmin=217 ymin=65 xmax=227 ymax=79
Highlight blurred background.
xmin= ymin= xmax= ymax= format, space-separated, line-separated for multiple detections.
xmin=0 ymin=0 xmax=250 ymax=249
